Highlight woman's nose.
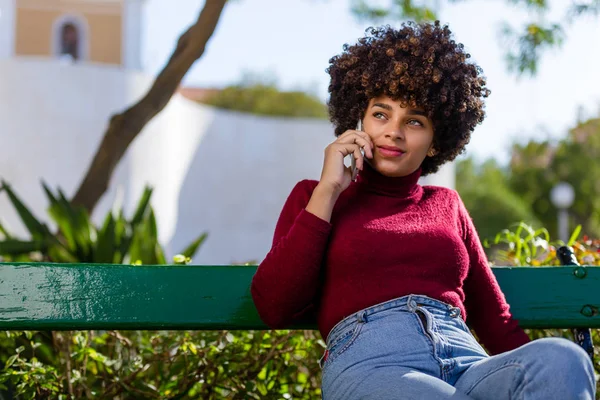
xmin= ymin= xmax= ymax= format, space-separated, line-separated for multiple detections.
xmin=384 ymin=128 xmax=405 ymax=141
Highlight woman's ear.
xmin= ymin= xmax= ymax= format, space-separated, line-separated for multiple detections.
xmin=427 ymin=147 xmax=437 ymax=157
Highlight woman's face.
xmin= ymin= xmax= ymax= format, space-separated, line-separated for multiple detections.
xmin=361 ymin=95 xmax=435 ymax=178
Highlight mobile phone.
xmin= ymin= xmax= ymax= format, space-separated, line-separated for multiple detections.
xmin=350 ymin=120 xmax=364 ymax=181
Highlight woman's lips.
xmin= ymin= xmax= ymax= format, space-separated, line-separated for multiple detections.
xmin=377 ymin=146 xmax=404 ymax=157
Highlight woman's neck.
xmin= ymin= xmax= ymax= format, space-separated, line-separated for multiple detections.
xmin=356 ymin=162 xmax=422 ymax=197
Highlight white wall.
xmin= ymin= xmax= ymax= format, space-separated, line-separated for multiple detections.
xmin=123 ymin=0 xmax=145 ymax=70
xmin=0 ymin=0 xmax=15 ymax=59
xmin=0 ymin=58 xmax=454 ymax=265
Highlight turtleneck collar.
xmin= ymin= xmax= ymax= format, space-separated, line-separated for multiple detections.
xmin=356 ymin=161 xmax=422 ymax=197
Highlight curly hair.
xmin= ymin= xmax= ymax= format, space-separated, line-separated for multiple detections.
xmin=326 ymin=21 xmax=490 ymax=176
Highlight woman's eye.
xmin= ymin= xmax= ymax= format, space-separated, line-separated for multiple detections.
xmin=408 ymin=119 xmax=424 ymax=127
xmin=373 ymin=112 xmax=386 ymax=120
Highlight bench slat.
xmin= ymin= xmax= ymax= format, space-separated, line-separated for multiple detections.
xmin=0 ymin=263 xmax=598 ymax=330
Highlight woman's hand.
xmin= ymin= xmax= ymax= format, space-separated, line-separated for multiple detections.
xmin=305 ymin=130 xmax=373 ymax=223
xmin=318 ymin=130 xmax=374 ymax=196
xmin=306 ymin=130 xmax=373 ymax=222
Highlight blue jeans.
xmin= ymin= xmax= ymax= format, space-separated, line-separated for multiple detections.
xmin=319 ymin=295 xmax=596 ymax=399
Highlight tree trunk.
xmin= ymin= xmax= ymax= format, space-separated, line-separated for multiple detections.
xmin=71 ymin=0 xmax=228 ymax=213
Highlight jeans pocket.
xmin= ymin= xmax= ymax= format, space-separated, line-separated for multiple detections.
xmin=321 ymin=321 xmax=364 ymax=368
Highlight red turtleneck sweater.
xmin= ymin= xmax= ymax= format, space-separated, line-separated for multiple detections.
xmin=251 ymin=164 xmax=530 ymax=355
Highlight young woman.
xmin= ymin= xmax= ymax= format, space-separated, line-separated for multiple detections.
xmin=251 ymin=21 xmax=595 ymax=399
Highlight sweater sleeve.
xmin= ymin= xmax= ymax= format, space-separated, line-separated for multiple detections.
xmin=251 ymin=180 xmax=332 ymax=328
xmin=457 ymin=193 xmax=531 ymax=355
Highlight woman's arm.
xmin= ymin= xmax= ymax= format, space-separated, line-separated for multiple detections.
xmin=252 ymin=127 xmax=372 ymax=328
xmin=251 ymin=180 xmax=334 ymax=328
xmin=457 ymin=193 xmax=531 ymax=355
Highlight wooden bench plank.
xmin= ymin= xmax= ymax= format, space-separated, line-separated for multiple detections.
xmin=494 ymin=267 xmax=600 ymax=328
xmin=0 ymin=263 xmax=599 ymax=331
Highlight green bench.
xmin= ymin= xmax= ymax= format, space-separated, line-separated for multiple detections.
xmin=1 ymin=263 xmax=599 ymax=334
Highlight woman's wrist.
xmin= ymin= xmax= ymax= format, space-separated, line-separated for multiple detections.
xmin=305 ymin=183 xmax=340 ymax=223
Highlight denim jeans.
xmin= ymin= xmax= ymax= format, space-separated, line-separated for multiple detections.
xmin=319 ymin=294 xmax=596 ymax=399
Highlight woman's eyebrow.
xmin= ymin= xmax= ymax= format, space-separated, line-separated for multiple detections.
xmin=372 ymin=103 xmax=393 ymax=111
xmin=372 ymin=103 xmax=426 ymax=116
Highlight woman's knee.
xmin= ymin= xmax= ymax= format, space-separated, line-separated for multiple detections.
xmin=520 ymin=338 xmax=596 ymax=398
xmin=529 ymin=338 xmax=591 ymax=368
xmin=527 ymin=338 xmax=595 ymax=385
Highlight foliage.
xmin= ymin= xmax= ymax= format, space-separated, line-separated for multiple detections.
xmin=0 ymin=181 xmax=207 ymax=265
xmin=483 ymin=221 xmax=599 ymax=267
xmin=351 ymin=0 xmax=599 ymax=75
xmin=501 ymin=21 xmax=564 ymax=75
xmin=456 ymin=157 xmax=540 ymax=241
xmin=457 ymin=115 xmax=600 ymax=243
xmin=3 ymin=182 xmax=600 ymax=397
xmin=484 ymin=221 xmax=600 ymax=397
xmin=0 ymin=183 xmax=325 ymax=399
xmin=508 ymin=117 xmax=600 ymax=239
xmin=202 ymin=80 xmax=328 ymax=119
xmin=0 ymin=330 xmax=323 ymax=399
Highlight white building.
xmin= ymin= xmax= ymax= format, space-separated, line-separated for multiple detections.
xmin=0 ymin=0 xmax=454 ymax=264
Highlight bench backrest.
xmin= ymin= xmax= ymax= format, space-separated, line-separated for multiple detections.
xmin=1 ymin=263 xmax=599 ymax=331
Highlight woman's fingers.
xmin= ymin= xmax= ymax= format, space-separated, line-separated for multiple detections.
xmin=331 ymin=142 xmax=361 ymax=159
xmin=336 ymin=131 xmax=374 ymax=159
xmin=331 ymin=143 xmax=364 ymax=174
xmin=352 ymin=145 xmax=363 ymax=172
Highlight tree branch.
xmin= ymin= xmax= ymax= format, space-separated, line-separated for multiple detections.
xmin=71 ymin=0 xmax=228 ymax=213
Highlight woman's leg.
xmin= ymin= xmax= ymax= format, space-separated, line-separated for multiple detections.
xmin=324 ymin=365 xmax=475 ymax=400
xmin=454 ymin=337 xmax=596 ymax=400
xmin=352 ymin=367 xmax=474 ymax=400
xmin=320 ymin=298 xmax=476 ymax=400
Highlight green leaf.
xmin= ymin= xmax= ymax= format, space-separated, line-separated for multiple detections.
xmin=147 ymin=208 xmax=158 ymax=240
xmin=154 ymin=242 xmax=167 ymax=265
xmin=127 ymin=228 xmax=144 ymax=265
xmin=40 ymin=181 xmax=58 ymax=206
xmin=96 ymin=212 xmax=116 ymax=263
xmin=567 ymin=224 xmax=582 ymax=246
xmin=147 ymin=209 xmax=166 ymax=264
xmin=256 ymin=381 xmax=268 ymax=395
xmin=131 ymin=187 xmax=153 ymax=227
xmin=114 ymin=210 xmax=129 ymax=262
xmin=47 ymin=245 xmax=78 ymax=263
xmin=43 ymin=184 xmax=90 ymax=259
xmin=0 ymin=239 xmax=48 ymax=255
xmin=57 ymin=189 xmax=93 ymax=259
xmin=179 ymin=232 xmax=208 ymax=259
xmin=72 ymin=206 xmax=94 ymax=258
xmin=0 ymin=219 xmax=13 ymax=239
xmin=534 ymin=227 xmax=550 ymax=242
xmin=297 ymin=372 xmax=307 ymax=384
xmin=47 ymin=203 xmax=77 ymax=251
xmin=350 ymin=0 xmax=390 ymax=22
xmin=5 ymin=355 xmax=18 ymax=368
xmin=508 ymin=0 xmax=548 ymax=11
xmin=1 ymin=181 xmax=51 ymax=240
xmin=120 ymin=189 xmax=154 ymax=263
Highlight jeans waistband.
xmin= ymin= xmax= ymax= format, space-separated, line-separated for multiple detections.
xmin=325 ymin=294 xmax=462 ymax=345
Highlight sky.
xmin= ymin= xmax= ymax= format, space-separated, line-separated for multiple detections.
xmin=142 ymin=0 xmax=600 ymax=165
